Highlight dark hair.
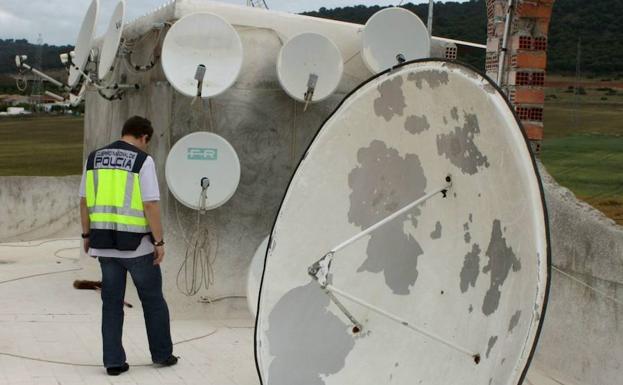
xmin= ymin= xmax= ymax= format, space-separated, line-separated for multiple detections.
xmin=122 ymin=116 xmax=153 ymax=141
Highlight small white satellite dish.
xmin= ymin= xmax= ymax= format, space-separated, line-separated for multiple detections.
xmin=165 ymin=132 xmax=241 ymax=210
xmin=161 ymin=12 xmax=243 ymax=99
xmin=68 ymin=0 xmax=99 ymax=88
xmin=15 ymin=55 xmax=27 ymax=68
xmin=247 ymin=236 xmax=269 ymax=317
xmin=362 ymin=7 xmax=431 ymax=73
xmin=277 ymin=32 xmax=343 ymax=104
xmin=255 ymin=60 xmax=549 ymax=385
xmin=98 ymin=0 xmax=125 ymax=81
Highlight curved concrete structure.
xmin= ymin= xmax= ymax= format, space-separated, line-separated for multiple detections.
xmin=0 ymin=176 xmax=81 ymax=242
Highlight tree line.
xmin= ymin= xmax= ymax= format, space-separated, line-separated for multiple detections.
xmin=0 ymin=0 xmax=621 ymax=82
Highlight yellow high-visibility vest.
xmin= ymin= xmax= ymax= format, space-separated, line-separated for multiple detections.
xmin=85 ymin=141 xmax=150 ymax=250
xmin=86 ymin=168 xmax=148 ymax=230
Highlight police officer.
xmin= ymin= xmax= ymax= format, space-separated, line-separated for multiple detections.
xmin=79 ymin=116 xmax=177 ymax=375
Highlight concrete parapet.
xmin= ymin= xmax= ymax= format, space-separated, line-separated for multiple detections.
xmin=533 ymin=163 xmax=623 ymax=385
xmin=0 ymin=175 xmax=81 ymax=242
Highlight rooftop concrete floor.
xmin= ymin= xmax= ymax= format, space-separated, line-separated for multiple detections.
xmin=0 ymin=237 xmax=571 ymax=385
xmin=0 ymin=238 xmax=259 ymax=385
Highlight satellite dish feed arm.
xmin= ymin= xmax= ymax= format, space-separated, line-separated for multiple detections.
xmin=303 ymin=73 xmax=319 ymax=110
xmin=72 ymin=55 xmax=140 ymax=92
xmin=195 ymin=64 xmax=207 ymax=98
xmin=308 ymin=179 xmax=467 ymax=355
xmin=324 ymin=283 xmax=478 ymax=360
xmin=199 ymin=177 xmax=210 ymax=213
xmin=327 ymin=179 xmax=452 ymax=256
xmin=308 ymin=179 xmax=451 ymax=284
xmin=15 ymin=56 xmax=70 ymax=91
xmin=44 ymin=91 xmax=65 ymax=102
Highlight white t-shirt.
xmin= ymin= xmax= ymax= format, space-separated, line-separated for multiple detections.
xmin=79 ymin=155 xmax=160 ymax=258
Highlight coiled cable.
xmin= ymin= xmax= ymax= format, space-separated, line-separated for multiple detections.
xmin=174 ymin=188 xmax=218 ymax=297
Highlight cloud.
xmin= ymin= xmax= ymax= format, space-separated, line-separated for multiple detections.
xmin=0 ymin=0 xmax=434 ymax=45
xmin=0 ymin=7 xmax=32 ymax=36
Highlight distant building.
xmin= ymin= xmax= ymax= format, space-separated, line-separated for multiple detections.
xmin=0 ymin=107 xmax=31 ymax=116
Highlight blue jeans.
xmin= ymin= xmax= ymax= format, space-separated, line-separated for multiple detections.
xmin=98 ymin=253 xmax=173 ymax=368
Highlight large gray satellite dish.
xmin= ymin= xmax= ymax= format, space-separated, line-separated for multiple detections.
xmin=165 ymin=132 xmax=241 ymax=210
xmin=277 ymin=32 xmax=343 ymax=104
xmin=68 ymin=0 xmax=99 ymax=88
xmin=255 ymin=60 xmax=549 ymax=385
xmin=247 ymin=236 xmax=269 ymax=317
xmin=161 ymin=12 xmax=243 ymax=98
xmin=98 ymin=0 xmax=125 ymax=81
xmin=362 ymin=7 xmax=431 ymax=73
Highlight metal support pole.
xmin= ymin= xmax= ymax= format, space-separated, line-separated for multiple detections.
xmin=326 ymin=284 xmax=477 ymax=358
xmin=497 ymin=0 xmax=515 ymax=86
xmin=432 ymin=37 xmax=487 ymax=50
xmin=22 ymin=64 xmax=67 ymax=89
xmin=44 ymin=91 xmax=64 ymax=102
xmin=331 ymin=183 xmax=450 ymax=255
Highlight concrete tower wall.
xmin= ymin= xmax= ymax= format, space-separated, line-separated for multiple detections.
xmin=80 ymin=1 xmax=371 ymax=313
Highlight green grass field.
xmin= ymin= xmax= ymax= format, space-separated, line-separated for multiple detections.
xmin=541 ymin=86 xmax=623 ymax=225
xmin=0 ymin=85 xmax=621 ymax=225
xmin=0 ymin=115 xmax=84 ymax=176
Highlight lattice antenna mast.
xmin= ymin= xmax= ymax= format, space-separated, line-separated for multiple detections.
xmin=31 ymin=33 xmax=44 ymax=108
xmin=246 ymin=0 xmax=269 ymax=9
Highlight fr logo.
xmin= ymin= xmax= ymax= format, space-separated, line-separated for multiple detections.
xmin=187 ymin=148 xmax=218 ymax=161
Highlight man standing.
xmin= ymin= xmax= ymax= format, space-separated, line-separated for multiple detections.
xmin=79 ymin=116 xmax=177 ymax=375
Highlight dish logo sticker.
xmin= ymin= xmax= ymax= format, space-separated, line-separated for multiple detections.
xmin=188 ymin=148 xmax=218 ymax=161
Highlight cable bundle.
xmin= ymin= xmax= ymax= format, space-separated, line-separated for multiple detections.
xmin=174 ymin=190 xmax=218 ymax=297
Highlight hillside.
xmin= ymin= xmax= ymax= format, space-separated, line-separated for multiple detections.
xmin=304 ymin=0 xmax=623 ymax=75
xmin=1 ymin=0 xmax=622 ymax=81
xmin=0 ymin=39 xmax=71 ymax=93
xmin=0 ymin=39 xmax=71 ymax=74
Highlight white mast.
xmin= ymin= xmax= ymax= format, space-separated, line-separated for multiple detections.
xmin=427 ymin=0 xmax=434 ymax=37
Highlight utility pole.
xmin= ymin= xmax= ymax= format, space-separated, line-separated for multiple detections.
xmin=574 ymin=37 xmax=582 ymax=131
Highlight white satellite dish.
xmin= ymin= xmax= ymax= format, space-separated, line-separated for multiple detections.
xmin=277 ymin=32 xmax=343 ymax=104
xmin=166 ymin=132 xmax=241 ymax=210
xmin=255 ymin=60 xmax=549 ymax=385
xmin=98 ymin=0 xmax=125 ymax=81
xmin=247 ymin=236 xmax=269 ymax=317
xmin=161 ymin=12 xmax=243 ymax=99
xmin=68 ymin=0 xmax=99 ymax=88
xmin=362 ymin=7 xmax=431 ymax=73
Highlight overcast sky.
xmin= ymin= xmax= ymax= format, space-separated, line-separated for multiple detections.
xmin=0 ymin=0 xmax=445 ymax=45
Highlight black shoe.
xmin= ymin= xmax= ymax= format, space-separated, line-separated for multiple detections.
xmin=106 ymin=363 xmax=129 ymax=376
xmin=157 ymin=355 xmax=179 ymax=367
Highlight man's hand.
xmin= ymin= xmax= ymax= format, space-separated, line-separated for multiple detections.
xmin=144 ymin=201 xmax=165 ymax=266
xmin=83 ymin=238 xmax=90 ymax=254
xmin=153 ymin=245 xmax=165 ymax=266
